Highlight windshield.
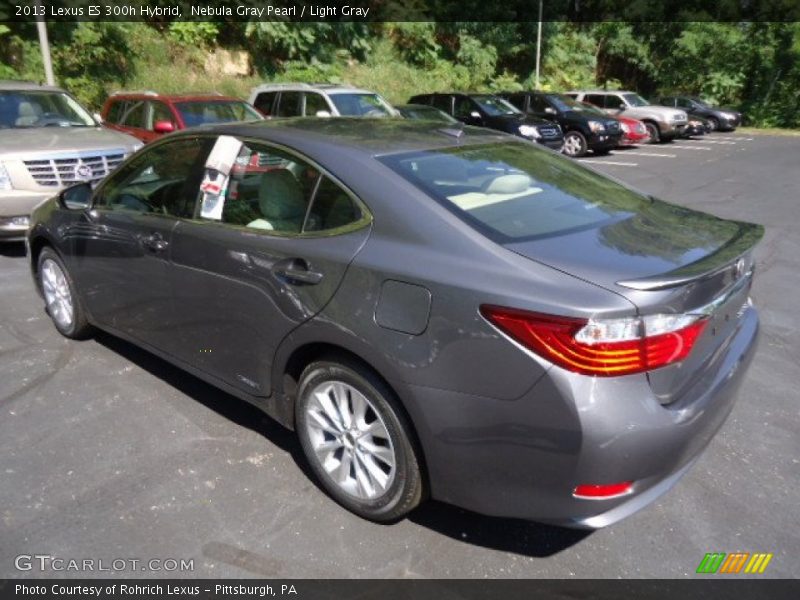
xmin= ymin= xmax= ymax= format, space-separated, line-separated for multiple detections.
xmin=622 ymin=93 xmax=650 ymax=107
xmin=329 ymin=93 xmax=394 ymax=117
xmin=689 ymin=96 xmax=709 ymax=107
xmin=174 ymin=101 xmax=262 ymax=127
xmin=0 ymin=90 xmax=95 ymax=128
xmin=380 ymin=142 xmax=648 ymax=242
xmin=472 ymin=96 xmax=521 ymax=117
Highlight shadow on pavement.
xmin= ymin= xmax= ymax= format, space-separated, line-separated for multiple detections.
xmin=95 ymin=330 xmax=591 ymax=558
xmin=0 ymin=241 xmax=26 ymax=258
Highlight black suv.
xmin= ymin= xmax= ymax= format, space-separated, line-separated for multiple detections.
xmin=657 ymin=95 xmax=742 ymax=131
xmin=408 ymin=93 xmax=564 ymax=150
xmin=500 ymin=91 xmax=623 ymax=157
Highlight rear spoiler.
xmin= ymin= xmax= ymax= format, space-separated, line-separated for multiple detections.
xmin=617 ymin=223 xmax=764 ymax=291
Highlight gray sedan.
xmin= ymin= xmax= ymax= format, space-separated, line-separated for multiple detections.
xmin=27 ymin=118 xmax=762 ymax=528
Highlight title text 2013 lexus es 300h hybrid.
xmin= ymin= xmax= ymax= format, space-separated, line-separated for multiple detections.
xmin=27 ymin=119 xmax=762 ymax=528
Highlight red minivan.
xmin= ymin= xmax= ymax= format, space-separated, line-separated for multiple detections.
xmin=100 ymin=91 xmax=263 ymax=143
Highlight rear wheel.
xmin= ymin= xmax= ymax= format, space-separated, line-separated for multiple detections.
xmin=38 ymin=247 xmax=92 ymax=339
xmin=562 ymin=131 xmax=588 ymax=157
xmin=295 ymin=358 xmax=424 ymax=522
xmin=643 ymin=122 xmax=661 ymax=143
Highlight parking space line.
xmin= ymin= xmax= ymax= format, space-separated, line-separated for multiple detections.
xmin=580 ymin=159 xmax=638 ymax=166
xmin=685 ymin=139 xmax=737 ymax=145
xmin=713 ymin=136 xmax=753 ymax=141
xmin=668 ymin=145 xmax=712 ymax=150
xmin=614 ymin=151 xmax=676 ymax=158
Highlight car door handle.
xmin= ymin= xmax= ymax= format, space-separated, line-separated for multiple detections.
xmin=141 ymin=233 xmax=169 ymax=252
xmin=273 ymin=259 xmax=324 ymax=285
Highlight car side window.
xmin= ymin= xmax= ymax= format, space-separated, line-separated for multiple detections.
xmin=105 ymin=100 xmax=123 ymax=124
xmin=454 ymin=97 xmax=474 ymax=119
xmin=584 ymin=94 xmax=605 ymax=108
xmin=304 ymin=176 xmax=363 ymax=232
xmin=254 ymin=92 xmax=277 ymax=116
xmin=676 ymin=98 xmax=692 ymax=109
xmin=149 ymin=101 xmax=174 ymax=130
xmin=119 ymin=100 xmax=147 ymax=128
xmin=97 ymin=138 xmax=209 ymax=218
xmin=530 ymin=95 xmax=549 ymax=113
xmin=430 ymin=95 xmax=452 ymax=114
xmin=276 ymin=92 xmax=302 ymax=117
xmin=304 ymin=93 xmax=328 ymax=116
xmin=209 ymin=142 xmax=319 ymax=234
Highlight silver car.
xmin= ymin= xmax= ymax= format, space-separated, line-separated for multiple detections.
xmin=566 ymin=90 xmax=688 ymax=143
xmin=0 ymin=81 xmax=141 ymax=241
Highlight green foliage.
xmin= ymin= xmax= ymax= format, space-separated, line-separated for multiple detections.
xmin=387 ymin=22 xmax=440 ymax=68
xmin=168 ymin=22 xmax=219 ymax=47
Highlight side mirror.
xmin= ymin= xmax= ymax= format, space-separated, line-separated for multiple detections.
xmin=315 ymin=110 xmax=332 ymax=118
xmin=544 ymin=106 xmax=557 ymax=115
xmin=58 ymin=182 xmax=93 ymax=210
xmin=617 ymin=104 xmax=626 ymax=110
xmin=153 ymin=120 xmax=175 ymax=134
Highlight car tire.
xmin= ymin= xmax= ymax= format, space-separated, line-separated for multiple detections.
xmin=562 ymin=131 xmax=588 ymax=157
xmin=38 ymin=247 xmax=92 ymax=339
xmin=295 ymin=357 xmax=424 ymax=522
xmin=643 ymin=122 xmax=661 ymax=143
xmin=708 ymin=117 xmax=719 ymax=131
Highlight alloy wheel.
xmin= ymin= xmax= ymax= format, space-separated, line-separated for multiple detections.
xmin=304 ymin=380 xmax=396 ymax=500
xmin=563 ymin=132 xmax=586 ymax=157
xmin=41 ymin=258 xmax=74 ymax=330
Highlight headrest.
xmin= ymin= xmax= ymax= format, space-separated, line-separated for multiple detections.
xmin=258 ymin=169 xmax=306 ymax=220
xmin=482 ymin=174 xmax=532 ymax=195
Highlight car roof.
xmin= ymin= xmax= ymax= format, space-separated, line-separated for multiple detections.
xmin=108 ymin=91 xmax=243 ymax=102
xmin=250 ymin=83 xmax=377 ymax=95
xmin=567 ymin=90 xmax=635 ymax=94
xmin=178 ymin=117 xmax=516 ymax=158
xmin=0 ymin=80 xmax=66 ymax=93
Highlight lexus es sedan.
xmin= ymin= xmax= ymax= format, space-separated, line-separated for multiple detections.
xmin=27 ymin=119 xmax=762 ymax=528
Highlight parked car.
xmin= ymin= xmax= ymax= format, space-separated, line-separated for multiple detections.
xmin=566 ymin=90 xmax=687 ymax=143
xmin=101 ymin=91 xmax=263 ymax=143
xmin=249 ymin=83 xmax=398 ymax=118
xmin=396 ymin=103 xmax=459 ymax=124
xmin=408 ymin=92 xmax=564 ymax=150
xmin=499 ymin=91 xmax=622 ymax=157
xmin=657 ymin=95 xmax=742 ymax=131
xmin=0 ymin=81 xmax=140 ymax=242
xmin=28 ymin=118 xmax=762 ymax=528
xmin=577 ymin=101 xmax=650 ymax=146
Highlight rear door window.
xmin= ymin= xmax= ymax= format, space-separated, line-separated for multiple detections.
xmin=431 ymin=95 xmax=453 ymax=114
xmin=254 ymin=92 xmax=277 ymax=116
xmin=583 ymin=94 xmax=606 ymax=108
xmin=105 ymin=100 xmax=124 ymax=124
xmin=119 ymin=100 xmax=147 ymax=128
xmin=276 ymin=92 xmax=302 ymax=117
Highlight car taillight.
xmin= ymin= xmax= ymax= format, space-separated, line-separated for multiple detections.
xmin=480 ymin=305 xmax=708 ymax=377
xmin=573 ymin=482 xmax=633 ymax=499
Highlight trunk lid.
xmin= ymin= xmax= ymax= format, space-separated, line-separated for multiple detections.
xmin=506 ymin=198 xmax=763 ymax=401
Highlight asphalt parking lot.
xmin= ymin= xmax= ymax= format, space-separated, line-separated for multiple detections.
xmin=1 ymin=132 xmax=798 ymax=579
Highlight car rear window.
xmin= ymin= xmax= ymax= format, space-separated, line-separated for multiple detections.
xmin=379 ymin=142 xmax=649 ymax=242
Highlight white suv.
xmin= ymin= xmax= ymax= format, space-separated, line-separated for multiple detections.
xmin=248 ymin=83 xmax=398 ymax=119
xmin=566 ymin=90 xmax=687 ymax=143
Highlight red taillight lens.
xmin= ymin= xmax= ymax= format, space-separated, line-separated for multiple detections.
xmin=480 ymin=305 xmax=707 ymax=377
xmin=573 ymin=482 xmax=633 ymax=499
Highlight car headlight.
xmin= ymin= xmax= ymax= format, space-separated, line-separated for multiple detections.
xmin=588 ymin=120 xmax=606 ymax=133
xmin=722 ymin=112 xmax=736 ymax=120
xmin=0 ymin=163 xmax=13 ymax=191
xmin=0 ymin=215 xmax=30 ymax=228
xmin=518 ymin=125 xmax=540 ymax=139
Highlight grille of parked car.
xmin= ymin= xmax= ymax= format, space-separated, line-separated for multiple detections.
xmin=24 ymin=151 xmax=127 ymax=187
xmin=537 ymin=125 xmax=561 ymax=138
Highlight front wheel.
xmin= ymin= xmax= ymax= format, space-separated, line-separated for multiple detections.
xmin=707 ymin=117 xmax=719 ymax=131
xmin=644 ymin=122 xmax=661 ymax=143
xmin=38 ymin=247 xmax=92 ymax=339
xmin=295 ymin=358 xmax=424 ymax=522
xmin=562 ymin=131 xmax=588 ymax=157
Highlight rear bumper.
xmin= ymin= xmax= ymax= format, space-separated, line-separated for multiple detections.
xmin=401 ymin=306 xmax=759 ymax=528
